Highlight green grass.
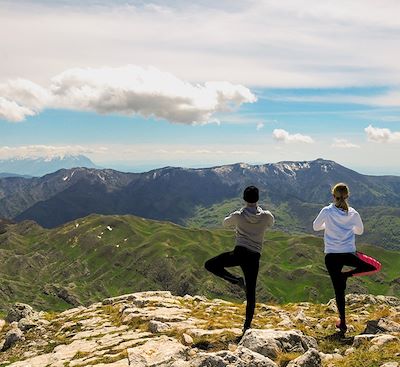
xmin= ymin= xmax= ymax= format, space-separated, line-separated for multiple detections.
xmin=0 ymin=213 xmax=399 ymax=314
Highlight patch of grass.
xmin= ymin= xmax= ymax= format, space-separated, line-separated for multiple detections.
xmin=275 ymin=351 xmax=302 ymax=367
xmin=72 ymin=351 xmax=91 ymax=360
xmin=334 ymin=341 xmax=400 ymax=367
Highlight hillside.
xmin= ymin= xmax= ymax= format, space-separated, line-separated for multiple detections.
xmin=0 ymin=291 xmax=399 ymax=366
xmin=1 ymin=159 xmax=399 ymax=249
xmin=0 ymin=214 xmax=398 ymax=315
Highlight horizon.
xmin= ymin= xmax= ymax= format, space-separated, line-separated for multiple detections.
xmin=1 ymin=1 xmax=400 ymax=176
xmin=1 ymin=154 xmax=399 ymax=177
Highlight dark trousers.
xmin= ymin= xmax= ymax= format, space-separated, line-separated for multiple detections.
xmin=204 ymin=245 xmax=261 ymax=329
xmin=325 ymin=251 xmax=381 ymax=324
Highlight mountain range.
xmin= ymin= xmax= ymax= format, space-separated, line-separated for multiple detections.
xmin=0 ymin=154 xmax=97 ymax=177
xmin=0 ymin=158 xmax=399 ymax=249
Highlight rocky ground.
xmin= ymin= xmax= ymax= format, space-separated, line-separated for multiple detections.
xmin=0 ymin=291 xmax=399 ymax=367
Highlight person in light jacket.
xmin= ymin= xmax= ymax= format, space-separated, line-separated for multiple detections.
xmin=313 ymin=182 xmax=381 ymax=335
xmin=205 ymin=186 xmax=274 ymax=337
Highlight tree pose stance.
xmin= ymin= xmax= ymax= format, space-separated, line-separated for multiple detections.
xmin=204 ymin=186 xmax=274 ymax=337
xmin=313 ymin=183 xmax=381 ymax=335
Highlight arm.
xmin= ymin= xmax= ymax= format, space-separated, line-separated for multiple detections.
xmin=313 ymin=208 xmax=326 ymax=231
xmin=264 ymin=211 xmax=275 ymax=228
xmin=352 ymin=212 xmax=364 ymax=235
xmin=223 ymin=211 xmax=239 ymax=228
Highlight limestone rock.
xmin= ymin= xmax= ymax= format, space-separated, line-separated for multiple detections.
xmin=5 ymin=303 xmax=35 ymax=323
xmin=148 ymin=320 xmax=171 ymax=333
xmin=18 ymin=317 xmax=39 ymax=331
xmin=191 ymin=347 xmax=278 ymax=367
xmin=380 ymin=363 xmax=399 ymax=367
xmin=127 ymin=335 xmax=188 ymax=367
xmin=287 ymin=348 xmax=321 ymax=367
xmin=364 ymin=318 xmax=400 ymax=334
xmin=0 ymin=327 xmax=23 ymax=351
xmin=239 ymin=329 xmax=318 ymax=360
xmin=353 ymin=334 xmax=376 ymax=347
xmin=235 ymin=345 xmax=278 ymax=366
xmin=182 ymin=333 xmax=193 ymax=345
xmin=371 ymin=334 xmax=399 ymax=346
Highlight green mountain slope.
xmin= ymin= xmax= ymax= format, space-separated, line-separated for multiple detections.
xmin=186 ymin=199 xmax=400 ymax=250
xmin=0 ymin=214 xmax=398 ymax=314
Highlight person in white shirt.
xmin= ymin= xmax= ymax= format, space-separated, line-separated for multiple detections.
xmin=313 ymin=183 xmax=381 ymax=335
xmin=204 ymin=186 xmax=274 ymax=337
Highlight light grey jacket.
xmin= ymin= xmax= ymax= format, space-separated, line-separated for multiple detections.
xmin=223 ymin=206 xmax=274 ymax=254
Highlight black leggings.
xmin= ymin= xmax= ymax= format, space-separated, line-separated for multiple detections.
xmin=204 ymin=245 xmax=260 ymax=329
xmin=325 ymin=252 xmax=381 ymax=325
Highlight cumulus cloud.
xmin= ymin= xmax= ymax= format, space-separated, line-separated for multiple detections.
xmin=0 ymin=65 xmax=256 ymax=124
xmin=365 ymin=124 xmax=400 ymax=143
xmin=0 ymin=145 xmax=108 ymax=159
xmin=272 ymin=129 xmax=314 ymax=144
xmin=331 ymin=138 xmax=360 ymax=148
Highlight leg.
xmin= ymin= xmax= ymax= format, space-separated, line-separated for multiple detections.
xmin=325 ymin=254 xmax=347 ymax=330
xmin=204 ymin=249 xmax=242 ymax=285
xmin=342 ymin=252 xmax=381 ymax=277
xmin=239 ymin=248 xmax=261 ymax=330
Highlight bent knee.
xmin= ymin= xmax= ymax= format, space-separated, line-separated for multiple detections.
xmin=204 ymin=259 xmax=214 ymax=271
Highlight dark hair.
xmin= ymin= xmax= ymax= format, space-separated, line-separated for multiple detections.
xmin=243 ymin=186 xmax=259 ymax=203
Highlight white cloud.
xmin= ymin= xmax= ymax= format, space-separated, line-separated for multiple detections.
xmin=331 ymin=138 xmax=360 ymax=148
xmin=0 ymin=145 xmax=108 ymax=159
xmin=0 ymin=97 xmax=36 ymax=122
xmin=365 ymin=124 xmax=400 ymax=143
xmin=2 ymin=1 xmax=400 ymax=88
xmin=272 ymin=129 xmax=314 ymax=144
xmin=0 ymin=65 xmax=256 ymax=123
xmin=256 ymin=122 xmax=264 ymax=130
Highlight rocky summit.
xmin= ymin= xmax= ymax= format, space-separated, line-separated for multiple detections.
xmin=0 ymin=291 xmax=399 ymax=367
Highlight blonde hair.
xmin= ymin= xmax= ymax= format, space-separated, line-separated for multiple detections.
xmin=332 ymin=183 xmax=349 ymax=212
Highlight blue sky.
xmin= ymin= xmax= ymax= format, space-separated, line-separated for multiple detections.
xmin=1 ymin=1 xmax=400 ymax=175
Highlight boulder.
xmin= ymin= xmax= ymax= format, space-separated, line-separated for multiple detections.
xmin=0 ymin=327 xmax=23 ymax=351
xmin=148 ymin=320 xmax=171 ymax=333
xmin=5 ymin=303 xmax=35 ymax=323
xmin=235 ymin=345 xmax=278 ymax=366
xmin=18 ymin=317 xmax=39 ymax=331
xmin=127 ymin=335 xmax=188 ymax=367
xmin=371 ymin=334 xmax=399 ymax=346
xmin=364 ymin=318 xmax=400 ymax=334
xmin=353 ymin=334 xmax=376 ymax=347
xmin=182 ymin=333 xmax=193 ymax=345
xmin=190 ymin=347 xmax=278 ymax=367
xmin=238 ymin=329 xmax=318 ymax=360
xmin=287 ymin=348 xmax=321 ymax=367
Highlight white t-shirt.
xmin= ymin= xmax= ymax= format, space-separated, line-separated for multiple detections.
xmin=313 ymin=203 xmax=364 ymax=253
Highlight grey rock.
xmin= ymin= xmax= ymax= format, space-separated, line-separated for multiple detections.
xmin=287 ymin=348 xmax=321 ymax=367
xmin=127 ymin=335 xmax=188 ymax=367
xmin=5 ymin=303 xmax=34 ymax=323
xmin=364 ymin=318 xmax=400 ymax=334
xmin=0 ymin=327 xmax=23 ymax=351
xmin=18 ymin=317 xmax=39 ymax=331
xmin=148 ymin=320 xmax=170 ymax=333
xmin=353 ymin=334 xmax=376 ymax=347
xmin=239 ymin=329 xmax=318 ymax=360
xmin=235 ymin=345 xmax=278 ymax=366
